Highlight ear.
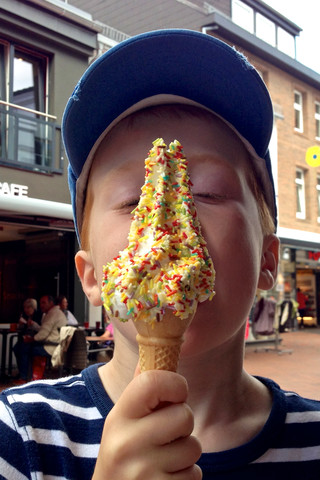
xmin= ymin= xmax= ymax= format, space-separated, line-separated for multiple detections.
xmin=257 ymin=234 xmax=280 ymax=291
xmin=75 ymin=250 xmax=102 ymax=307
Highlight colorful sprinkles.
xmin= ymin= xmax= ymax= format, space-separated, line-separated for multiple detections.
xmin=101 ymin=138 xmax=215 ymax=325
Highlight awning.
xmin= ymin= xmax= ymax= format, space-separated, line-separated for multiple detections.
xmin=278 ymin=226 xmax=320 ymax=251
xmin=0 ymin=195 xmax=74 ymax=231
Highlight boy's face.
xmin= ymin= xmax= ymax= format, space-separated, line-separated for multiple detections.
xmin=76 ymin=109 xmax=278 ymax=356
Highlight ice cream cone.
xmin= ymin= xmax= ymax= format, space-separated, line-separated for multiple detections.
xmin=101 ymin=139 xmax=215 ymax=372
xmin=135 ymin=310 xmax=194 ymax=372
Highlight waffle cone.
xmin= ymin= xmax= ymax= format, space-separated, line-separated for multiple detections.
xmin=135 ymin=310 xmax=195 ymax=372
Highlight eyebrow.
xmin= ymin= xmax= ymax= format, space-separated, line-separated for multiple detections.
xmin=187 ymin=152 xmax=243 ymax=175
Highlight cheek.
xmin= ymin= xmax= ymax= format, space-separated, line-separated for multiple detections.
xmin=199 ymin=203 xmax=262 ymax=300
xmin=90 ymin=210 xmax=133 ymax=277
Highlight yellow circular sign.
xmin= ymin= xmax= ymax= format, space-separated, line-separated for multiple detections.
xmin=306 ymin=146 xmax=320 ymax=167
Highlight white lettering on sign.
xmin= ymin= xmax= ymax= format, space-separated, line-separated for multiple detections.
xmin=0 ymin=182 xmax=29 ymax=197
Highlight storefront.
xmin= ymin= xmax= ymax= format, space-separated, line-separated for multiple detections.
xmin=277 ymin=227 xmax=320 ymax=327
xmin=0 ymin=183 xmax=105 ymax=327
xmin=0 ymin=185 xmax=85 ymax=324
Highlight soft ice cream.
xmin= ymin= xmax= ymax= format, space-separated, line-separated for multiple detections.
xmin=101 ymin=138 xmax=215 ymax=370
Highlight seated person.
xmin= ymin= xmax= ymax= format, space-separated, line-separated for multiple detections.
xmin=15 ymin=295 xmax=67 ymax=383
xmin=57 ymin=294 xmax=79 ymax=326
xmin=13 ymin=298 xmax=42 ymax=380
xmin=17 ymin=298 xmax=42 ymax=334
xmin=86 ymin=322 xmax=114 ymax=344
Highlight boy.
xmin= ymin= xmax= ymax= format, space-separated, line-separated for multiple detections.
xmin=1 ymin=29 xmax=320 ymax=480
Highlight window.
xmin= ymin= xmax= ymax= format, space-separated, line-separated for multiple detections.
xmin=277 ymin=27 xmax=295 ymax=58
xmin=294 ymin=91 xmax=303 ymax=132
xmin=232 ymin=0 xmax=254 ymax=34
xmin=317 ymin=175 xmax=320 ymax=222
xmin=296 ymin=168 xmax=306 ymax=219
xmin=13 ymin=49 xmax=46 ymax=112
xmin=316 ymin=102 xmax=320 ymax=140
xmin=0 ymin=40 xmax=61 ymax=173
xmin=0 ymin=42 xmax=6 ymax=161
xmin=231 ymin=0 xmax=296 ymax=58
xmin=256 ymin=13 xmax=276 ymax=47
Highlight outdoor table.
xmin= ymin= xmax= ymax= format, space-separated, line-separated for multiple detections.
xmin=84 ymin=327 xmax=104 ymax=336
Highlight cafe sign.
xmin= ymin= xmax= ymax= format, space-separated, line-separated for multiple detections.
xmin=0 ymin=182 xmax=29 ymax=197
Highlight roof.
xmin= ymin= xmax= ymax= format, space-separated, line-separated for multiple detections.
xmin=65 ymin=0 xmax=301 ymax=37
xmin=66 ymin=0 xmax=210 ymax=35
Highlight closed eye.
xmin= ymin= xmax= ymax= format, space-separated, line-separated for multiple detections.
xmin=194 ymin=192 xmax=228 ymax=204
xmin=115 ymin=193 xmax=227 ymax=212
xmin=114 ymin=198 xmax=140 ymax=213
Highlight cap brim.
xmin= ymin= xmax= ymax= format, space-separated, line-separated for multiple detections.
xmin=63 ymin=29 xmax=273 ymax=176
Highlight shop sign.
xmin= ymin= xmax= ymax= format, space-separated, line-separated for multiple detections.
xmin=308 ymin=251 xmax=320 ymax=262
xmin=0 ymin=182 xmax=28 ymax=197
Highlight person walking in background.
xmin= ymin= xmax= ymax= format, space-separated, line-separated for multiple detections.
xmin=297 ymin=288 xmax=308 ymax=328
xmin=57 ymin=295 xmax=79 ymax=326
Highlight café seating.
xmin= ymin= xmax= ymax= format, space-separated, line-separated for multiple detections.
xmin=64 ymin=328 xmax=88 ymax=374
xmin=87 ymin=340 xmax=114 ymax=363
xmin=62 ymin=328 xmax=114 ymax=372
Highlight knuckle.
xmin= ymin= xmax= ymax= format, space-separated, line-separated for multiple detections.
xmin=188 ymin=435 xmax=203 ymax=463
xmin=181 ymin=403 xmax=195 ymax=433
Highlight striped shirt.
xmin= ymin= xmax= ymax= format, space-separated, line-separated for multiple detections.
xmin=0 ymin=365 xmax=320 ymax=479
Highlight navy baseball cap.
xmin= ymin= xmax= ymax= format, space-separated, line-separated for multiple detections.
xmin=62 ymin=29 xmax=277 ymax=242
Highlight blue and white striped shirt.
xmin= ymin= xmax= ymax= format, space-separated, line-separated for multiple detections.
xmin=0 ymin=365 xmax=320 ymax=479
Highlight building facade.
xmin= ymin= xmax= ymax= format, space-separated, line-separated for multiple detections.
xmin=2 ymin=0 xmax=320 ymax=327
xmin=0 ymin=0 xmax=101 ymax=323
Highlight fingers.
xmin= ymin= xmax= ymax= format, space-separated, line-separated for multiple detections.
xmin=142 ymin=401 xmax=194 ymax=445
xmin=93 ymin=370 xmax=202 ymax=480
xmin=115 ymin=370 xmax=189 ymax=419
xmin=171 ymin=464 xmax=203 ymax=480
xmin=160 ymin=435 xmax=202 ymax=472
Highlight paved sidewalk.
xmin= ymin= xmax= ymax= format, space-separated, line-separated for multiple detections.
xmin=244 ymin=328 xmax=320 ymax=400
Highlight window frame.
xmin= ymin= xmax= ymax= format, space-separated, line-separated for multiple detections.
xmin=255 ymin=12 xmax=276 ymax=47
xmin=315 ymin=101 xmax=320 ymax=141
xmin=231 ymin=0 xmax=295 ymax=58
xmin=295 ymin=168 xmax=306 ymax=219
xmin=294 ymin=90 xmax=304 ymax=133
xmin=0 ymin=38 xmax=62 ymax=173
xmin=316 ymin=174 xmax=320 ymax=223
xmin=231 ymin=0 xmax=254 ymax=34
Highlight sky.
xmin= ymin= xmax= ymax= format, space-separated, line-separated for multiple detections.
xmin=264 ymin=0 xmax=320 ymax=74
